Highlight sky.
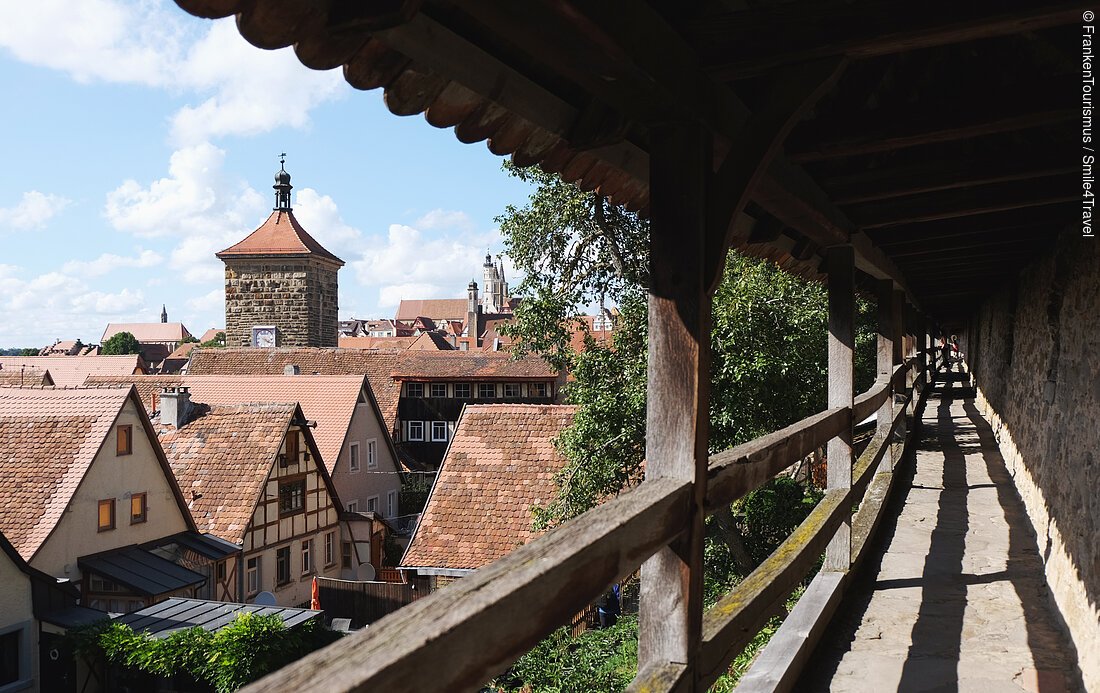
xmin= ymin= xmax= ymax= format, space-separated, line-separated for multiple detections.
xmin=0 ymin=1 xmax=535 ymax=349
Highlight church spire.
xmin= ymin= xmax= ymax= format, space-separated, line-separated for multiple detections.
xmin=274 ymin=153 xmax=293 ymax=211
xmin=160 ymin=304 xmax=168 ymax=323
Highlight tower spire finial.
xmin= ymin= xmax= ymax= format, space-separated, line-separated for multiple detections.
xmin=273 ymin=153 xmax=293 ymax=211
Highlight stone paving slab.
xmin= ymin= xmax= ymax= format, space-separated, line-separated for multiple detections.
xmin=798 ymin=377 xmax=1082 ymax=692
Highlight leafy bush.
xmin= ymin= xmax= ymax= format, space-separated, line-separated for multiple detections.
xmin=70 ymin=613 xmax=342 ymax=693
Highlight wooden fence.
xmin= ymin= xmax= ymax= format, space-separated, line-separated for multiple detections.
xmin=243 ymin=344 xmax=936 ymax=692
xmin=315 ymin=577 xmax=424 ymax=629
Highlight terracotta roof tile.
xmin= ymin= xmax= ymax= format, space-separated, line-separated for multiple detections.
xmin=338 ymin=336 xmax=417 ymax=349
xmin=86 ymin=375 xmax=366 ymax=474
xmin=395 ymin=299 xmax=468 ymax=322
xmin=0 ymin=356 xmax=145 ymax=387
xmin=216 ymin=210 xmax=343 ymax=265
xmin=390 ymin=351 xmax=557 ymax=380
xmin=184 ymin=348 xmax=402 ymax=436
xmin=0 ymin=367 xmax=52 ymax=386
xmin=401 ymin=404 xmax=577 ymax=571
xmin=0 ymin=387 xmax=132 ymax=560
xmin=102 ymin=323 xmax=192 ymax=343
xmin=155 ymin=403 xmax=296 ymax=542
xmin=198 ymin=329 xmax=223 ymax=344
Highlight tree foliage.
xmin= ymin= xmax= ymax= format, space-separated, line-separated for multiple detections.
xmin=70 ymin=613 xmax=342 ymax=693
xmin=200 ymin=331 xmax=227 ymax=348
xmin=101 ymin=331 xmax=142 ymax=355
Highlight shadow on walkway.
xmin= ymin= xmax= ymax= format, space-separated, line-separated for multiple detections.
xmin=798 ymin=367 xmax=1083 ymax=692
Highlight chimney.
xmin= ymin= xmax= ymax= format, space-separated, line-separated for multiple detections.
xmin=160 ymin=386 xmax=192 ymax=428
xmin=284 ymin=364 xmax=300 ymax=375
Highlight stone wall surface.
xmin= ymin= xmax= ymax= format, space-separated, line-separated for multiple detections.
xmin=224 ymin=259 xmax=339 ymax=348
xmin=967 ymin=234 xmax=1099 ymax=689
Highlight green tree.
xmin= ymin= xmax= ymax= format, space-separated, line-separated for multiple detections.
xmin=180 ymin=335 xmax=200 ymax=345
xmin=18 ymin=347 xmax=38 ymax=356
xmin=200 ymin=331 xmax=227 ymax=348
xmin=101 ymin=331 xmax=142 ymax=355
xmin=496 ymin=163 xmax=876 ymax=690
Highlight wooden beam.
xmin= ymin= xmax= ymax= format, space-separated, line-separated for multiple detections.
xmin=849 ymin=177 xmax=1078 ymax=229
xmin=704 ymin=57 xmax=848 ymax=289
xmin=821 ymin=154 xmax=1076 ymax=204
xmin=788 ymin=106 xmax=1074 ymax=163
xmin=824 ymin=245 xmax=854 ymax=572
xmin=689 ymin=1 xmax=1090 ymax=80
xmin=638 ymin=124 xmax=711 ymax=682
xmin=877 ymin=279 xmax=897 ymax=474
xmin=240 ymin=477 xmax=691 ymax=692
xmin=884 ymin=230 xmax=1045 ymax=258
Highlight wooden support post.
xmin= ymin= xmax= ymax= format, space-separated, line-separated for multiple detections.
xmin=892 ymin=290 xmax=907 ymax=460
xmin=638 ymin=123 xmax=711 ymax=682
xmin=824 ymin=245 xmax=854 ymax=572
xmin=875 ymin=279 xmax=894 ymax=473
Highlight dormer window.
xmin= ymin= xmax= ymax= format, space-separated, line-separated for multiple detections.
xmin=116 ymin=425 xmax=133 ymax=456
xmin=406 ymin=382 xmax=424 ymax=398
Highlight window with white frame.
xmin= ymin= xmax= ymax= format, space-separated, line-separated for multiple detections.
xmin=454 ymin=383 xmax=471 ymax=398
xmin=346 ymin=500 xmax=358 ymax=512
xmin=477 ymin=383 xmax=496 ymax=398
xmin=387 ymin=490 xmax=397 ymax=518
xmin=325 ymin=532 xmax=336 ymax=566
xmin=246 ymin=556 xmax=261 ymax=595
xmin=407 ymin=421 xmax=424 ymax=441
xmin=349 ymin=442 xmax=360 ymax=472
xmin=301 ymin=539 xmax=313 ymax=575
xmin=502 ymin=382 xmax=521 ymax=398
xmin=406 ymin=382 xmax=424 ymax=397
xmin=367 ymin=496 xmax=379 ymax=513
xmin=430 ymin=382 xmax=447 ymax=398
xmin=367 ymin=439 xmax=377 ymax=468
xmin=532 ymin=381 xmax=550 ymax=398
xmin=431 ymin=421 xmax=448 ymax=442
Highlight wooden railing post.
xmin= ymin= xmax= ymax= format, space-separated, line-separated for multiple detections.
xmin=875 ymin=279 xmax=894 ymax=474
xmin=892 ymin=290 xmax=908 ymax=453
xmin=824 ymin=245 xmax=854 ymax=572
xmin=638 ymin=122 xmax=711 ymax=684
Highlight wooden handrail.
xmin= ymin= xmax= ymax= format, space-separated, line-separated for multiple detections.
xmin=245 ymin=355 xmax=925 ymax=693
xmin=241 ymin=477 xmax=691 ymax=692
xmin=705 ymin=407 xmax=848 ymax=513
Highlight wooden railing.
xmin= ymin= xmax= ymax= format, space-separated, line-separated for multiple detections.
xmin=242 ymin=353 xmax=933 ymax=692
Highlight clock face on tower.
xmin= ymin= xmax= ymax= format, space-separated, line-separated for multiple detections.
xmin=252 ymin=326 xmax=277 ymax=348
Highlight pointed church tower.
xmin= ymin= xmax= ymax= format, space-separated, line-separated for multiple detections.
xmin=217 ymin=157 xmax=344 ymax=348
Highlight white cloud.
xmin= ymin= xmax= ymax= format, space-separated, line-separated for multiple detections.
xmin=0 ymin=268 xmax=148 ymax=346
xmin=350 ymin=223 xmax=504 ymax=311
xmin=414 ymin=209 xmax=476 ymax=233
xmin=186 ymin=288 xmax=223 ymax=313
xmin=61 ymin=249 xmax=163 ymax=278
xmin=0 ymin=191 xmax=71 ymax=230
xmin=104 ymin=143 xmax=267 ymax=284
xmin=0 ymin=1 xmax=345 ymax=146
xmin=293 ymin=188 xmax=363 ymax=258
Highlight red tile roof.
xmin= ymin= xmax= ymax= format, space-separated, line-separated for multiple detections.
xmin=198 ymin=328 xmax=223 ymax=344
xmin=0 ymin=355 xmax=145 ymax=387
xmin=390 ymin=351 xmax=557 ymax=381
xmin=155 ymin=403 xmax=298 ymax=542
xmin=338 ymin=336 xmax=417 ymax=350
xmin=216 ymin=209 xmax=343 ymax=265
xmin=86 ymin=375 xmax=368 ymax=474
xmin=401 ymin=404 xmax=577 ymax=571
xmin=102 ymin=322 xmax=192 ymax=344
xmin=395 ymin=298 xmax=468 ymax=322
xmin=166 ymin=342 xmax=198 ymax=360
xmin=0 ymin=367 xmax=52 ymax=387
xmin=0 ymin=387 xmax=133 ymax=560
xmin=184 ymin=348 xmax=402 ymax=435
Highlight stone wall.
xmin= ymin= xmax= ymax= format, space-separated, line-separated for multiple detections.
xmin=966 ymin=234 xmax=1099 ymax=689
xmin=224 ymin=258 xmax=340 ymax=348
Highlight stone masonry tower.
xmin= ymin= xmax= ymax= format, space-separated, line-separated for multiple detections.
xmin=217 ymin=159 xmax=343 ymax=348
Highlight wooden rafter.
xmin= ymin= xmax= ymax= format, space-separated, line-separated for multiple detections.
xmin=688 ymin=1 xmax=1089 ymax=79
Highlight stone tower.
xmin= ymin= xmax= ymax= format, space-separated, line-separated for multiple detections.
xmin=217 ymin=160 xmax=343 ymax=348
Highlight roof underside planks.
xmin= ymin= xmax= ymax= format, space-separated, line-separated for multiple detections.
xmin=174 ymin=0 xmax=1079 ymax=324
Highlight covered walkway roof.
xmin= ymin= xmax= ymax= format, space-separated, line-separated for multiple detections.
xmin=180 ymin=0 xmax=1079 ymax=323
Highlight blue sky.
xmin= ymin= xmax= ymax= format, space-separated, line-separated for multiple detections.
xmin=0 ymin=2 xmax=534 ymax=348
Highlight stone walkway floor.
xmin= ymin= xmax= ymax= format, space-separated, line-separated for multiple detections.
xmin=799 ymin=372 xmax=1083 ymax=692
